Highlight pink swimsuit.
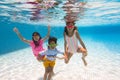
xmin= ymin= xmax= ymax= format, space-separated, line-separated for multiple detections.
xmin=30 ymin=40 xmax=45 ymax=57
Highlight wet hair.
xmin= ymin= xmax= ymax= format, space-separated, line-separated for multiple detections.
xmin=32 ymin=32 xmax=42 ymax=47
xmin=48 ymin=37 xmax=57 ymax=44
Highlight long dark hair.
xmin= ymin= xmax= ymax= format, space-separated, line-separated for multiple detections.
xmin=32 ymin=32 xmax=42 ymax=47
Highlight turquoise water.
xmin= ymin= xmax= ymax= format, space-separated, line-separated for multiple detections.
xmin=0 ymin=1 xmax=120 ymax=80
xmin=0 ymin=0 xmax=120 ymax=54
xmin=0 ymin=21 xmax=120 ymax=55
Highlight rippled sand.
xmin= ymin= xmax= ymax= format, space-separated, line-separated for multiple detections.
xmin=0 ymin=38 xmax=120 ymax=80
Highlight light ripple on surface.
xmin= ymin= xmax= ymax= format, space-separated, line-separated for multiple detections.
xmin=0 ymin=1 xmax=120 ymax=26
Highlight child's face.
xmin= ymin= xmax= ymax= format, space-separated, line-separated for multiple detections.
xmin=33 ymin=34 xmax=40 ymax=41
xmin=49 ymin=41 xmax=57 ymax=49
xmin=66 ymin=22 xmax=74 ymax=32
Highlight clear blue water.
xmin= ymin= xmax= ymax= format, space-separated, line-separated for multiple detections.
xmin=0 ymin=21 xmax=120 ymax=55
xmin=0 ymin=0 xmax=120 ymax=55
xmin=0 ymin=1 xmax=120 ymax=80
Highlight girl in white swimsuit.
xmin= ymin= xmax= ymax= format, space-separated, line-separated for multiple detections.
xmin=64 ymin=21 xmax=87 ymax=66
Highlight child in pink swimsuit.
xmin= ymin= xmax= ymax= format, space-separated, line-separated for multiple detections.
xmin=30 ymin=32 xmax=45 ymax=57
xmin=13 ymin=25 xmax=50 ymax=60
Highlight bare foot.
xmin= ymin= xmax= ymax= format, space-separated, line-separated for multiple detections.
xmin=64 ymin=59 xmax=69 ymax=64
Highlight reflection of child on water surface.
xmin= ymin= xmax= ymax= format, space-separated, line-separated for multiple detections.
xmin=63 ymin=0 xmax=87 ymax=22
xmin=29 ymin=0 xmax=59 ymax=21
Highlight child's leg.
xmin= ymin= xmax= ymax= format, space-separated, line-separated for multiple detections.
xmin=65 ymin=52 xmax=73 ymax=64
xmin=64 ymin=52 xmax=68 ymax=63
xmin=43 ymin=60 xmax=50 ymax=80
xmin=50 ymin=61 xmax=55 ymax=76
xmin=82 ymin=53 xmax=87 ymax=66
xmin=77 ymin=47 xmax=83 ymax=53
xmin=48 ymin=67 xmax=53 ymax=80
xmin=43 ymin=67 xmax=49 ymax=80
xmin=52 ymin=67 xmax=55 ymax=76
xmin=77 ymin=47 xmax=87 ymax=66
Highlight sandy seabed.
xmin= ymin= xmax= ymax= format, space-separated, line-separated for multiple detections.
xmin=0 ymin=38 xmax=120 ymax=80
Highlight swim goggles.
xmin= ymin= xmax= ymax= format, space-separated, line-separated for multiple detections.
xmin=66 ymin=26 xmax=74 ymax=28
xmin=48 ymin=43 xmax=57 ymax=47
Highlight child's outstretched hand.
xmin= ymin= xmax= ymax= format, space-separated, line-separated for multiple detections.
xmin=13 ymin=27 xmax=19 ymax=33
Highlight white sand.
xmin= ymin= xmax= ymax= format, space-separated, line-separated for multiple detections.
xmin=0 ymin=38 xmax=120 ymax=80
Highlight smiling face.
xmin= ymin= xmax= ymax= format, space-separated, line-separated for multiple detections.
xmin=33 ymin=34 xmax=40 ymax=41
xmin=32 ymin=32 xmax=40 ymax=41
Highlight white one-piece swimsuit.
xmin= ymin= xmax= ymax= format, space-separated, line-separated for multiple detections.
xmin=65 ymin=31 xmax=78 ymax=53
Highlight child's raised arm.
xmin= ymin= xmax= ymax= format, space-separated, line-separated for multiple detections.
xmin=13 ymin=27 xmax=30 ymax=44
xmin=42 ymin=25 xmax=50 ymax=41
